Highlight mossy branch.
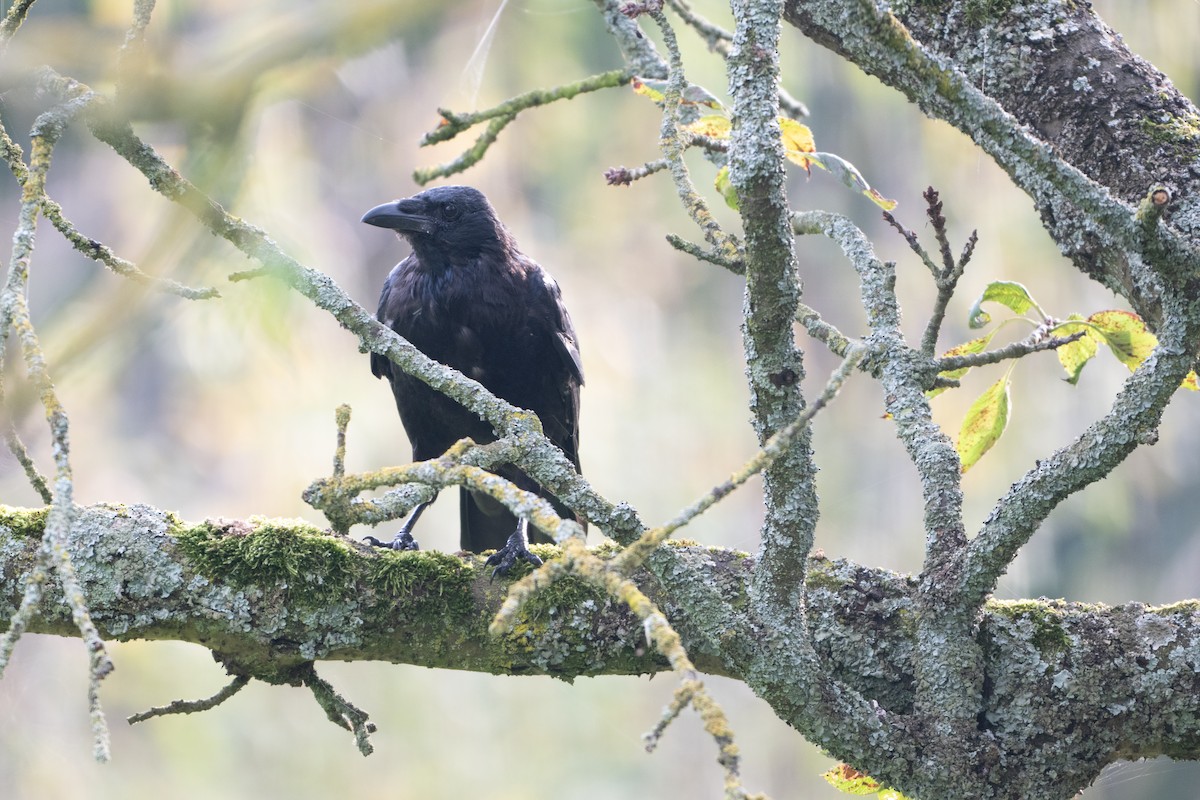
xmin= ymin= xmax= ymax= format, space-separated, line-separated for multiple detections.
xmin=492 ymin=534 xmax=763 ymax=800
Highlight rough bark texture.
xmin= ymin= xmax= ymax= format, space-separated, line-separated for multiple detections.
xmin=785 ymin=0 xmax=1200 ymax=328
xmin=4 ymin=503 xmax=1200 ymax=799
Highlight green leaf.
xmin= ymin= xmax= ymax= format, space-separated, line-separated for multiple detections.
xmin=805 ymin=151 xmax=898 ymax=210
xmin=714 ymin=165 xmax=739 ymax=211
xmin=1051 ymin=315 xmax=1098 ymax=384
xmin=928 ymin=331 xmax=997 ymax=399
xmin=957 ymin=375 xmax=1011 ymax=473
xmin=967 ymin=281 xmax=1041 ymax=329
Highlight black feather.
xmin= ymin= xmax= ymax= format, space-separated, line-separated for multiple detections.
xmin=364 ymin=186 xmax=583 ymax=553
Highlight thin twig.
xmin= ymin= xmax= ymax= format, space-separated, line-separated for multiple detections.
xmin=0 ymin=97 xmax=114 ymax=762
xmin=643 ymin=6 xmax=742 ymax=266
xmin=0 ymin=0 xmax=37 ymax=49
xmin=128 ymin=675 xmax=250 ymax=724
xmin=613 ymin=346 xmax=865 ymax=574
xmin=414 ymin=70 xmax=632 ymax=184
xmin=796 ymin=301 xmax=857 ymax=358
xmin=936 ymin=331 xmax=1085 ymax=372
xmin=302 ymin=665 xmax=376 ymax=757
xmin=665 ymin=0 xmax=807 ymax=120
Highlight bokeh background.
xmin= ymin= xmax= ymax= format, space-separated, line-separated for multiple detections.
xmin=0 ymin=1 xmax=1198 ymax=797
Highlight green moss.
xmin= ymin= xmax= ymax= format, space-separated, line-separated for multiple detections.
xmin=0 ymin=505 xmax=49 ymax=538
xmin=1141 ymin=112 xmax=1200 ymax=145
xmin=176 ymin=517 xmax=356 ymax=607
xmin=1149 ymin=600 xmax=1200 ymax=615
xmin=806 ymin=563 xmax=848 ymax=593
xmin=520 ymin=570 xmax=608 ymax=622
xmin=368 ymin=548 xmax=475 ymax=616
xmin=989 ymin=600 xmax=1071 ymax=655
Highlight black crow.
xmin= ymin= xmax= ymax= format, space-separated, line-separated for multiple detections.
xmin=361 ymin=185 xmax=583 ymax=574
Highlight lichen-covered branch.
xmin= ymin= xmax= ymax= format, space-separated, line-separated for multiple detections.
xmin=0 ymin=96 xmax=115 ymax=763
xmin=963 ymin=304 xmax=1200 ymax=608
xmin=6 ymin=504 xmax=1198 ymax=798
xmin=783 ymin=0 xmax=1200 ymax=327
xmin=127 ymin=674 xmax=249 ymax=725
xmin=614 ymin=346 xmax=863 ymax=574
xmin=792 ymin=206 xmax=984 ymax=787
xmin=666 ymin=0 xmax=807 ymax=120
xmin=935 ymin=331 xmax=1084 ymax=373
xmin=637 ymin=5 xmax=743 ymax=268
xmin=725 ymin=0 xmax=812 ymax=627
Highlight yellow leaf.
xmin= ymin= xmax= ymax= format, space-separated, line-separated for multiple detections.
xmin=821 ymin=764 xmax=916 ymax=799
xmin=805 ymin=151 xmax=897 ymax=210
xmin=1087 ymin=309 xmax=1157 ymax=371
xmin=822 ymin=764 xmax=882 ymax=795
xmin=685 ymin=114 xmax=732 ymax=139
xmin=957 ymin=375 xmax=1011 ymax=473
xmin=778 ymin=117 xmax=816 ymax=169
xmin=631 ymin=76 xmax=666 ymax=103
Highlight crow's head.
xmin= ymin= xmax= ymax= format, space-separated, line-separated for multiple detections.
xmin=362 ymin=185 xmax=508 ymax=268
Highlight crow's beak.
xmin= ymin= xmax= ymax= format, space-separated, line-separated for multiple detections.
xmin=361 ymin=200 xmax=436 ymax=234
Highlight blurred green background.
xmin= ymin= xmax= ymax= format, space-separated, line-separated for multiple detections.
xmin=0 ymin=1 xmax=1198 ymax=798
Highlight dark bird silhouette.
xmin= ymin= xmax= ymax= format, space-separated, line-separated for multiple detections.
xmin=360 ymin=185 xmax=583 ymax=574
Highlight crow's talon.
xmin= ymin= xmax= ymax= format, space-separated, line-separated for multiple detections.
xmin=485 ymin=533 xmax=543 ymax=579
xmin=363 ymin=532 xmax=420 ymax=551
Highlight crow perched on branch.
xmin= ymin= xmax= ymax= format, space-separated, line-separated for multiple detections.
xmin=361 ymin=185 xmax=583 ymax=574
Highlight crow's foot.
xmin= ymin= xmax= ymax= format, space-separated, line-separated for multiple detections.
xmin=485 ymin=526 xmax=543 ymax=579
xmin=363 ymin=531 xmax=420 ymax=551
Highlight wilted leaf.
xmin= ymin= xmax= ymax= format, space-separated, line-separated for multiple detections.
xmin=1087 ymin=309 xmax=1157 ymax=370
xmin=1051 ymin=315 xmax=1098 ymax=384
xmin=714 ymin=165 xmax=739 ymax=211
xmin=821 ymin=764 xmax=915 ymax=799
xmin=632 ymin=77 xmax=724 ymax=109
xmin=1085 ymin=309 xmax=1199 ymax=390
xmin=685 ymin=114 xmax=732 ymax=139
xmin=631 ymin=76 xmax=667 ymax=103
xmin=806 ymin=151 xmax=897 ymax=210
xmin=822 ymin=764 xmax=883 ymax=795
xmin=967 ymin=281 xmax=1041 ymax=329
xmin=957 ymin=375 xmax=1011 ymax=472
xmin=779 ymin=117 xmax=816 ymax=169
xmin=681 ymin=83 xmax=724 ymax=108
xmin=928 ymin=331 xmax=997 ymax=399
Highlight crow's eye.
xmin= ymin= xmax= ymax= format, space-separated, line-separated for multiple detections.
xmin=443 ymin=202 xmax=461 ymax=221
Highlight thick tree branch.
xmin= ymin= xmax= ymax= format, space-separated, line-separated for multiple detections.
xmin=4 ymin=504 xmax=1200 ymax=798
xmin=783 ymin=0 xmax=1200 ymax=326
